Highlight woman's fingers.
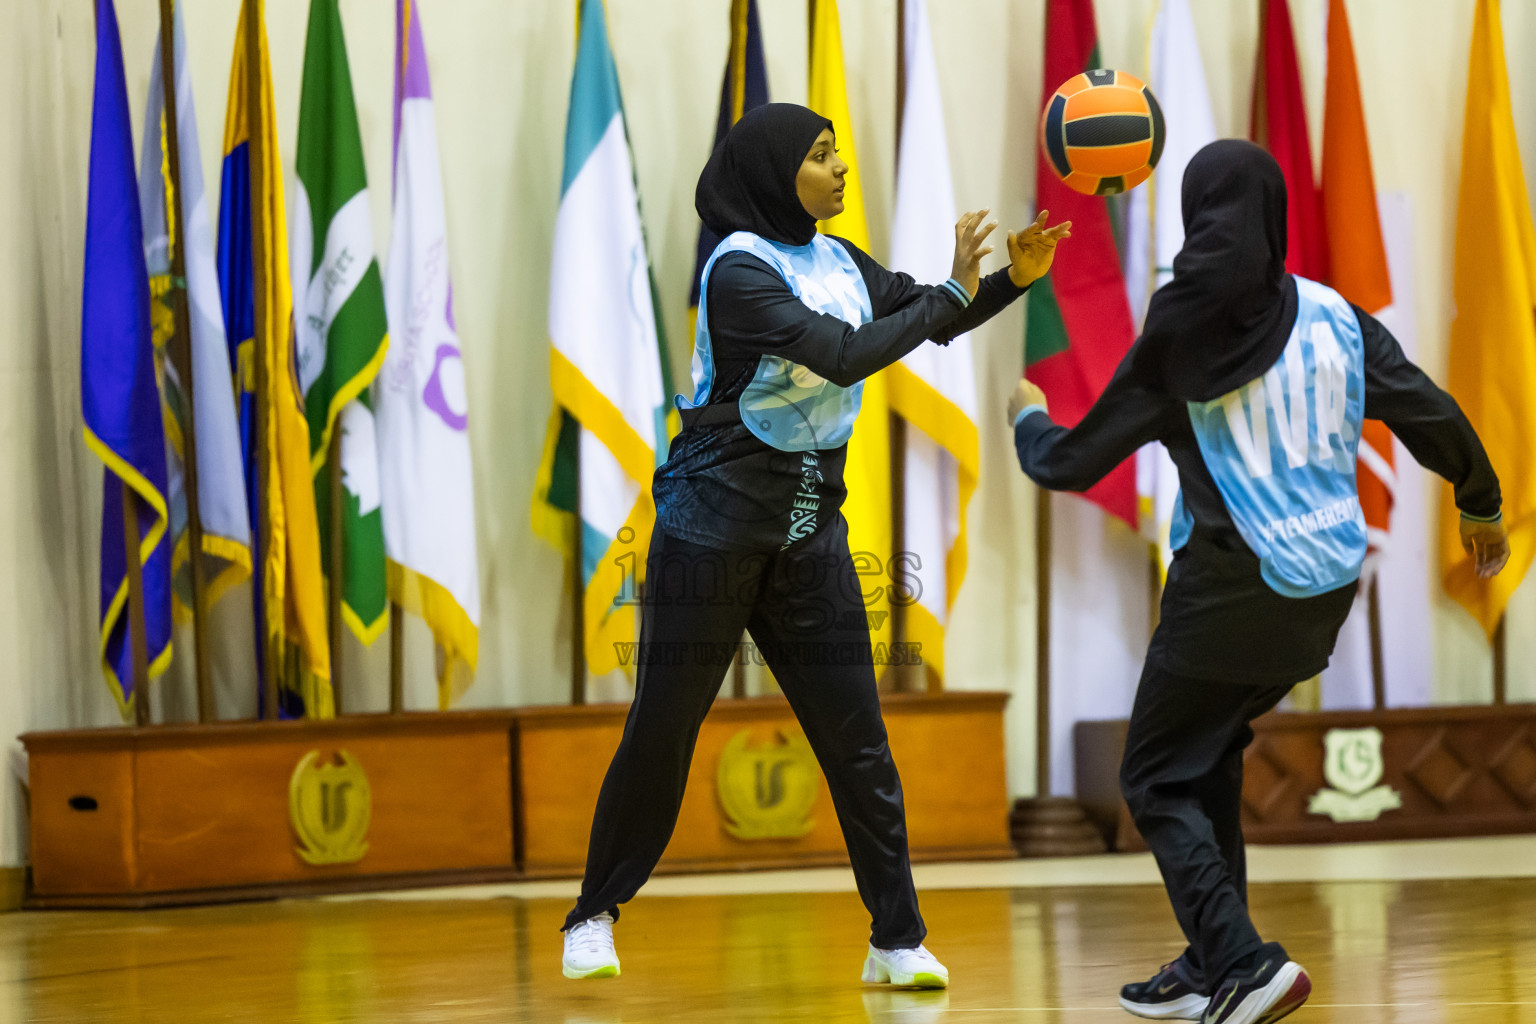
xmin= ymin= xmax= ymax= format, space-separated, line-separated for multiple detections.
xmin=959 ymin=209 xmax=990 ymax=243
xmin=973 ymin=219 xmax=999 ymax=247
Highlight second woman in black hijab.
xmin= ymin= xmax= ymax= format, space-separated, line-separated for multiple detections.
xmin=1007 ymin=139 xmax=1507 ymax=1024
xmin=560 ymin=102 xmax=1071 ymax=987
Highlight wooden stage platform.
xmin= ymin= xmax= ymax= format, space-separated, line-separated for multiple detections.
xmin=22 ymin=693 xmax=1013 ymax=906
xmin=6 ymin=874 xmax=1535 ymax=1022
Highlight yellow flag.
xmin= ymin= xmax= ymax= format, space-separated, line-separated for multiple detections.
xmin=1440 ymin=0 xmax=1536 ymax=637
xmin=229 ymin=0 xmax=332 ymax=708
xmin=809 ymin=0 xmax=893 ymax=666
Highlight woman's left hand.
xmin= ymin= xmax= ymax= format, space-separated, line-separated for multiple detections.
xmin=1007 ymin=377 xmax=1048 ymax=426
xmin=1007 ymin=211 xmax=1072 ymax=288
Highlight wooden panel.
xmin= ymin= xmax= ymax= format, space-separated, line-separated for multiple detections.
xmin=517 ymin=693 xmax=1011 ymax=875
xmin=25 ymin=714 xmax=516 ymax=897
xmin=134 ymin=731 xmax=512 ymax=890
xmin=28 ymin=748 xmax=137 ymax=895
xmin=885 ymin=699 xmax=1011 ymax=855
xmin=1074 ymin=707 xmax=1536 ymax=850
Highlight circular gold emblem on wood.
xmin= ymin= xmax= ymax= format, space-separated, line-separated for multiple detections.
xmin=289 ymin=750 xmax=372 ymax=865
xmin=716 ymin=729 xmax=820 ymax=840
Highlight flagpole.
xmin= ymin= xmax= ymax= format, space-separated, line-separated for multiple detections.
xmin=1035 ymin=488 xmax=1052 ymax=794
xmin=156 ymin=0 xmax=213 ymax=723
xmin=327 ymin=431 xmax=344 ymax=714
xmin=889 ymin=0 xmax=909 ymax=696
xmin=122 ymin=480 xmax=153 ymax=726
xmin=389 ymin=601 xmax=403 ymax=712
xmin=1494 ymin=616 xmax=1507 ymax=705
xmin=244 ymin=0 xmax=277 ymax=721
xmin=570 ymin=437 xmax=585 ymax=705
xmin=1368 ymin=573 xmax=1386 ymax=710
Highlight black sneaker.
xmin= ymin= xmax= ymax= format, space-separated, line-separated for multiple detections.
xmin=1200 ymin=943 xmax=1310 ymax=1024
xmin=1118 ymin=956 xmax=1209 ymax=1020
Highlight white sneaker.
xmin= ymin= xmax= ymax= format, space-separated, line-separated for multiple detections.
xmin=562 ymin=913 xmax=620 ymax=979
xmin=860 ymin=943 xmax=949 ymax=989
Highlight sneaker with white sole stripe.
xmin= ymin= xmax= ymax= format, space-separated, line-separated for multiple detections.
xmin=1201 ymin=943 xmax=1310 ymax=1024
xmin=562 ymin=912 xmax=620 ymax=979
xmin=860 ymin=944 xmax=949 ymax=989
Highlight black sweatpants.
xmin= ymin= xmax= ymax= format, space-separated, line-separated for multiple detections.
xmin=563 ymin=517 xmax=926 ymax=949
xmin=1119 ymin=662 xmax=1291 ymax=988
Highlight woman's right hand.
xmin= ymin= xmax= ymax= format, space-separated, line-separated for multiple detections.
xmin=951 ymin=209 xmax=997 ymax=299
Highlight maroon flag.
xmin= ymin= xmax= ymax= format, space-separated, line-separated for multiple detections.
xmin=1252 ymin=0 xmax=1329 ymax=280
xmin=1025 ymin=0 xmax=1137 ymax=526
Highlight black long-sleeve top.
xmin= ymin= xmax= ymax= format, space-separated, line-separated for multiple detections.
xmin=1013 ymin=305 xmax=1502 ymax=685
xmin=654 ymin=235 xmax=1029 ymax=552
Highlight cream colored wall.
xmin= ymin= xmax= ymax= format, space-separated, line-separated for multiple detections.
xmin=1 ymin=0 xmax=1533 ymax=865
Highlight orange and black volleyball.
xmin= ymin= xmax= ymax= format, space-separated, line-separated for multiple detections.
xmin=1040 ymin=69 xmax=1165 ymax=196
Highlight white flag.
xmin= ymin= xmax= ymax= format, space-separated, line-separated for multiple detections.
xmin=1321 ymin=194 xmax=1432 ymax=709
xmin=888 ymin=0 xmax=979 ymax=683
xmin=379 ymin=0 xmax=481 ymax=706
xmin=1129 ymin=0 xmax=1218 ymax=573
xmin=139 ymin=2 xmax=251 ymax=614
xmin=542 ymin=0 xmax=668 ymax=682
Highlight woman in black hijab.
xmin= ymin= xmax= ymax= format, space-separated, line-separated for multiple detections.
xmin=561 ymin=103 xmax=1070 ymax=986
xmin=1008 ymin=139 xmax=1507 ymax=1023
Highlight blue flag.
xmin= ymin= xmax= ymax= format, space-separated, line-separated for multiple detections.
xmin=82 ymin=0 xmax=173 ymax=717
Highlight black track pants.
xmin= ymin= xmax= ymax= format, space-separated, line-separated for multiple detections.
xmin=563 ymin=517 xmax=926 ymax=949
xmin=1119 ymin=663 xmax=1291 ymax=988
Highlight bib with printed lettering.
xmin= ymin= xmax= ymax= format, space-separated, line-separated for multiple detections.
xmin=683 ymin=231 xmax=873 ymax=452
xmin=1176 ymin=277 xmax=1368 ymax=598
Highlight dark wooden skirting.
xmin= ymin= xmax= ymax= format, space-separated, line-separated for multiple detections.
xmin=1076 ymin=705 xmax=1536 ymax=851
xmin=24 ymin=866 xmax=523 ymax=911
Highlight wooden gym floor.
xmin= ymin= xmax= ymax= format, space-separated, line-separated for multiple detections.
xmin=4 ymin=873 xmax=1536 ymax=1022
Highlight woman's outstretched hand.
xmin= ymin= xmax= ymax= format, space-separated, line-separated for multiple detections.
xmin=1007 ymin=211 xmax=1072 ymax=288
xmin=951 ymin=209 xmax=997 ymax=299
xmin=1007 ymin=377 xmax=1048 ymax=426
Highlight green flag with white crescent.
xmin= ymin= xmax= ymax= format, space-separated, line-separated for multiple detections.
xmin=291 ymin=0 xmax=390 ymax=644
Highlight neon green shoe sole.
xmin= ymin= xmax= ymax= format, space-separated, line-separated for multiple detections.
xmin=562 ymin=963 xmax=620 ymax=980
xmin=862 ymin=954 xmax=949 ymax=989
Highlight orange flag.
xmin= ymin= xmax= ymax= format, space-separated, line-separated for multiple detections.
xmin=1321 ymin=0 xmax=1394 ymax=554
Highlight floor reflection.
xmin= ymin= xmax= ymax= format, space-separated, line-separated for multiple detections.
xmin=5 ymin=878 xmax=1536 ymax=1022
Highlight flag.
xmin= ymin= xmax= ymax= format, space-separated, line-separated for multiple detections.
xmin=887 ymin=0 xmax=976 ymax=683
xmin=139 ymin=0 xmax=252 ymax=620
xmin=1321 ymin=0 xmax=1395 ymax=557
xmin=1440 ymin=0 xmax=1536 ymax=637
xmin=688 ymin=0 xmax=768 ymax=338
xmin=1128 ymin=0 xmax=1217 ymax=572
xmin=1026 ymin=0 xmax=1137 ymax=526
xmin=533 ymin=0 xmax=669 ymax=678
xmin=810 ymin=0 xmax=895 ymax=657
xmin=1322 ymin=192 xmax=1429 ymax=709
xmin=218 ymin=0 xmax=331 ymax=713
xmin=83 ymin=0 xmax=173 ymax=717
xmin=1252 ymin=0 xmax=1327 ymax=281
xmin=379 ymin=0 xmax=481 ymax=707
xmin=291 ymin=0 xmax=390 ymax=647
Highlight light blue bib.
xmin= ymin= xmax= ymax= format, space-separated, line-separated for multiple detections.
xmin=682 ymin=231 xmax=873 ymax=452
xmin=1170 ymin=277 xmax=1368 ymax=598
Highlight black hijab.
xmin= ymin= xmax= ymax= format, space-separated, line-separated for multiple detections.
xmin=695 ymin=103 xmax=833 ymax=247
xmin=1133 ymin=139 xmax=1298 ymax=402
